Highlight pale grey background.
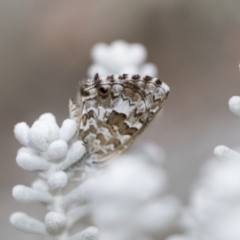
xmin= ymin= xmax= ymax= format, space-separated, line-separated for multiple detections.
xmin=1 ymin=1 xmax=240 ymax=239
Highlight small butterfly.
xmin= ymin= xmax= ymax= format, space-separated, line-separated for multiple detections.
xmin=69 ymin=74 xmax=169 ymax=165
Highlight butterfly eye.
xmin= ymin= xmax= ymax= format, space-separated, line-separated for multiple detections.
xmin=98 ymin=86 xmax=109 ymax=96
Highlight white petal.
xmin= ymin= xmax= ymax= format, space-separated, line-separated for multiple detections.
xmin=14 ymin=122 xmax=30 ymax=146
xmin=60 ymin=119 xmax=77 ymax=142
xmin=229 ymin=96 xmax=240 ymax=117
xmin=10 ymin=212 xmax=47 ymax=235
xmin=47 ymin=140 xmax=68 ymax=160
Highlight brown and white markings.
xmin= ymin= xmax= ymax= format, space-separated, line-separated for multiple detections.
xmin=69 ymin=74 xmax=170 ymax=165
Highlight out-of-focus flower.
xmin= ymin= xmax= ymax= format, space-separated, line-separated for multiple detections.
xmin=165 ymin=235 xmax=193 ymax=240
xmin=181 ymin=158 xmax=240 ymax=240
xmin=179 ymin=95 xmax=240 ymax=240
xmin=87 ymin=40 xmax=158 ymax=78
xmin=89 ymin=143 xmax=180 ymax=240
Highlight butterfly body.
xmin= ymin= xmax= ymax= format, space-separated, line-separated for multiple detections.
xmin=69 ymin=74 xmax=169 ymax=164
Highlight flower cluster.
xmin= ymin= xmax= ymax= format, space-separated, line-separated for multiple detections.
xmin=10 ymin=113 xmax=99 ymax=240
xmin=87 ymin=40 xmax=158 ymax=78
xmin=166 ymin=96 xmax=240 ymax=240
xmin=89 ymin=144 xmax=180 ymax=240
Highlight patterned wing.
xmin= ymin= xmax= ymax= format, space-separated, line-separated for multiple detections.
xmin=70 ymin=74 xmax=170 ymax=164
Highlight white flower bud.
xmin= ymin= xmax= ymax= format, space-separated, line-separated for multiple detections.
xmin=214 ymin=145 xmax=240 ymax=161
xmin=45 ymin=212 xmax=66 ymax=234
xmin=60 ymin=119 xmax=77 ymax=142
xmin=10 ymin=212 xmax=47 ymax=235
xmin=14 ymin=122 xmax=30 ymax=146
xmin=39 ymin=113 xmax=56 ymax=122
xmin=16 ymin=151 xmax=49 ymax=171
xmin=12 ymin=185 xmax=52 ymax=203
xmin=59 ymin=141 xmax=86 ymax=170
xmin=47 ymin=171 xmax=68 ymax=190
xmin=47 ymin=140 xmax=68 ymax=160
xmin=229 ymin=96 xmax=240 ymax=117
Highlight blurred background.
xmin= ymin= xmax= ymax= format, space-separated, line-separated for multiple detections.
xmin=1 ymin=0 xmax=240 ymax=239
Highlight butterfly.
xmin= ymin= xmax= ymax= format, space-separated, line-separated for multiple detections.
xmin=69 ymin=74 xmax=169 ymax=165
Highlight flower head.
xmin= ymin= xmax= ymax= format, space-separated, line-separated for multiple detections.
xmin=88 ymin=40 xmax=158 ymax=78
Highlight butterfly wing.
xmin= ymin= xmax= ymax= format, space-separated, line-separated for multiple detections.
xmin=70 ymin=74 xmax=169 ymax=164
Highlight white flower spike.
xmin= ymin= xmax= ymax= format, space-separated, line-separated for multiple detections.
xmin=11 ymin=113 xmax=91 ymax=239
xmin=88 ymin=40 xmax=158 ymax=78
